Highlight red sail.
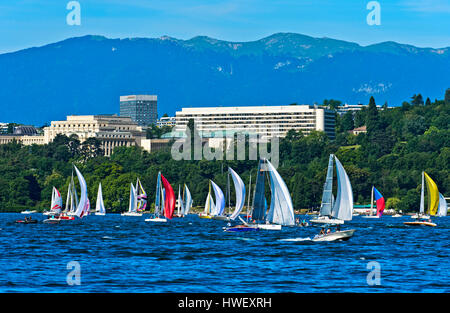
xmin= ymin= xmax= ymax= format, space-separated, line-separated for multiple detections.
xmin=161 ymin=174 xmax=175 ymax=219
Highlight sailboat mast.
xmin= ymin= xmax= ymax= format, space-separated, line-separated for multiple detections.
xmin=370 ymin=185 xmax=374 ymax=216
xmin=247 ymin=170 xmax=252 ymax=223
xmin=227 ymin=171 xmax=231 ymax=214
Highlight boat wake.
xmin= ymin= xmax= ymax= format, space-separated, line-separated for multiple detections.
xmin=279 ymin=237 xmax=312 ymax=242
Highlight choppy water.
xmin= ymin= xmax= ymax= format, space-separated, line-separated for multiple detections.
xmin=0 ymin=213 xmax=449 ymax=292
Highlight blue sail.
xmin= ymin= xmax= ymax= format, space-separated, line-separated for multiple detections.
xmin=251 ymin=159 xmax=266 ymax=221
xmin=155 ymin=172 xmax=161 ymax=216
xmin=265 ymin=159 xmax=295 ymax=226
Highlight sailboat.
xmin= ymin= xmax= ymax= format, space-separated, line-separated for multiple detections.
xmin=244 ymin=158 xmax=295 ymax=230
xmin=224 ymin=167 xmax=259 ymax=232
xmin=311 ymin=155 xmax=352 ymax=225
xmin=199 ymin=181 xmax=215 ymax=219
xmin=174 ymin=185 xmax=185 ymax=218
xmin=404 ymin=171 xmax=439 ymax=227
xmin=42 ymin=187 xmax=63 ymax=216
xmin=58 ymin=172 xmax=78 ymax=219
xmin=45 ymin=165 xmax=90 ymax=223
xmin=211 ymin=180 xmax=227 ymax=220
xmin=309 ymin=154 xmax=355 ymax=241
xmin=182 ymin=184 xmax=193 ymax=216
xmin=95 ymin=182 xmax=106 ymax=215
xmin=362 ymin=186 xmax=385 ymax=218
xmin=145 ymin=172 xmax=175 ymax=222
xmin=136 ymin=178 xmax=147 ymax=213
xmin=121 ymin=183 xmax=142 ymax=216
xmin=437 ymin=193 xmax=448 ymax=217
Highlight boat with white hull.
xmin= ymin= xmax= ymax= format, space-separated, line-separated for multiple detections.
xmin=404 ymin=171 xmax=442 ymax=227
xmin=312 ymin=229 xmax=356 ymax=242
xmin=248 ymin=159 xmax=295 ymax=231
xmin=310 ymin=154 xmax=355 ymax=241
xmin=361 ymin=186 xmax=385 ymax=219
xmin=145 ymin=172 xmax=175 ymax=222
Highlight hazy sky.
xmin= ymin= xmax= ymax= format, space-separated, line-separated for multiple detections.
xmin=1 ymin=0 xmax=450 ymax=53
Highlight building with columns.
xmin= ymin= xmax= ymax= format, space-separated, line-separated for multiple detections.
xmin=42 ymin=115 xmax=147 ymax=156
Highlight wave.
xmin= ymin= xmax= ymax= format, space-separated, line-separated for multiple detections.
xmin=279 ymin=237 xmax=311 ymax=242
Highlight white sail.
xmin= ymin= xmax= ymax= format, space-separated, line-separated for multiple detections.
xmin=331 ymin=156 xmax=353 ymax=221
xmin=438 ymin=193 xmax=448 ymax=217
xmin=265 ymin=159 xmax=295 ymax=226
xmin=96 ymin=183 xmax=106 ymax=214
xmin=50 ymin=187 xmax=62 ymax=214
xmin=128 ymin=183 xmax=137 ymax=213
xmin=74 ymin=165 xmax=89 ymax=218
xmin=183 ymin=185 xmax=192 ymax=215
xmin=204 ymin=184 xmax=215 ymax=215
xmin=419 ymin=171 xmax=425 ymax=215
xmin=211 ymin=180 xmax=225 ymax=216
xmin=228 ymin=167 xmax=246 ymax=220
xmin=177 ymin=185 xmax=183 ymax=216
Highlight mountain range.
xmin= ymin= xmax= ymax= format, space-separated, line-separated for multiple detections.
xmin=1 ymin=32 xmax=449 ymax=125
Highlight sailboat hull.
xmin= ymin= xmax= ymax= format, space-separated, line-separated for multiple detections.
xmin=312 ymin=229 xmax=356 ymax=242
xmin=121 ymin=212 xmax=143 ymax=216
xmin=361 ymin=215 xmax=380 ymax=219
xmin=255 ymin=224 xmax=282 ymax=230
xmin=145 ymin=217 xmax=167 ymax=222
xmin=404 ymin=221 xmax=436 ymax=227
xmin=95 ymin=213 xmax=106 ymax=216
xmin=310 ymin=216 xmax=344 ymax=225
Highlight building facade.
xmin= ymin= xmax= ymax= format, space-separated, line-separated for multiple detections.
xmin=156 ymin=116 xmax=176 ymax=128
xmin=43 ymin=115 xmax=147 ymax=156
xmin=120 ymin=95 xmax=158 ymax=126
xmin=174 ymin=105 xmax=336 ymax=139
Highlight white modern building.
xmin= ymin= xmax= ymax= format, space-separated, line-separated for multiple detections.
xmin=335 ymin=103 xmax=383 ymax=115
xmin=174 ymin=105 xmax=335 ymax=139
xmin=156 ymin=116 xmax=176 ymax=128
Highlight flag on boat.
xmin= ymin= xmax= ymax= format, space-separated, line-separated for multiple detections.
xmin=373 ymin=187 xmax=385 ymax=217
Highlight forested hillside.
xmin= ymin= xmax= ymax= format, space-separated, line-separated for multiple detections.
xmin=0 ymin=92 xmax=448 ymax=213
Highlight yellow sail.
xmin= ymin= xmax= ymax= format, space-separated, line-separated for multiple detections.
xmin=424 ymin=172 xmax=439 ymax=216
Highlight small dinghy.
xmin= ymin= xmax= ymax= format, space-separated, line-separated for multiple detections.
xmin=403 ymin=171 xmax=441 ymax=228
xmin=16 ymin=218 xmax=38 ymax=224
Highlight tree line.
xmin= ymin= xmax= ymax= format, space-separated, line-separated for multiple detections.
xmin=0 ymin=90 xmax=448 ymax=213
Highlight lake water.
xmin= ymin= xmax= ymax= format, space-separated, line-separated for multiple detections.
xmin=0 ymin=213 xmax=449 ymax=292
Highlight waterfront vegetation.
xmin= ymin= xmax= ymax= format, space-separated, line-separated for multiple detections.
xmin=0 ymin=93 xmax=448 ymax=213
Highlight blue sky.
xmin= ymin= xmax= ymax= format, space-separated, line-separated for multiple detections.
xmin=1 ymin=0 xmax=450 ymax=53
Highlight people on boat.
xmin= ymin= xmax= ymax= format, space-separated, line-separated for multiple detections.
xmin=336 ymin=225 xmax=340 ymax=231
xmin=319 ymin=228 xmax=325 ymax=235
xmin=326 ymin=228 xmax=331 ymax=234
